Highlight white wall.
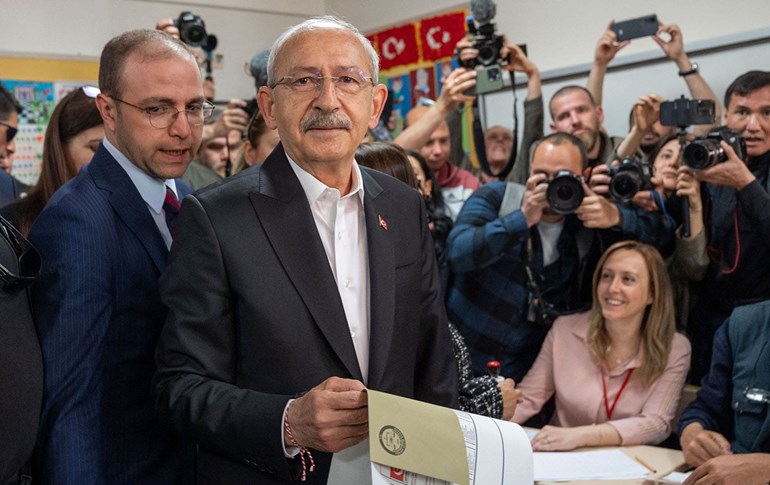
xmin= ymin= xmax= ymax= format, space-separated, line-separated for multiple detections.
xmin=0 ymin=0 xmax=325 ymax=100
xmin=2 ymin=0 xmax=770 ymax=113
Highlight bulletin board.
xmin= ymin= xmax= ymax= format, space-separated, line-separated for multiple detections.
xmin=1 ymin=56 xmax=98 ymax=185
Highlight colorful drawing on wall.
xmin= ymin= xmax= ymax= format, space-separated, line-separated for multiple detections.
xmin=387 ymin=75 xmax=411 ymax=132
xmin=410 ymin=67 xmax=435 ymax=106
xmin=2 ymin=80 xmax=57 ymax=185
xmin=435 ymin=58 xmax=460 ymax=96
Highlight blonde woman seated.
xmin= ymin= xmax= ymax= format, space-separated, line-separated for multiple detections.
xmin=511 ymin=240 xmax=691 ymax=450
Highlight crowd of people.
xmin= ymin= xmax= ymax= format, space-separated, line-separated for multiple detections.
xmin=1 ymin=12 xmax=769 ymax=485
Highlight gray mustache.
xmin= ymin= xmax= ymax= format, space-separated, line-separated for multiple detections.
xmin=301 ymin=112 xmax=352 ymax=131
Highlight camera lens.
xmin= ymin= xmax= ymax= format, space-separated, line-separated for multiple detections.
xmin=609 ymin=172 xmax=641 ymax=203
xmin=184 ymin=26 xmax=206 ymax=45
xmin=547 ymin=173 xmax=584 ymax=214
xmin=477 ymin=46 xmax=497 ymax=66
xmin=176 ymin=11 xmax=208 ymax=47
xmin=683 ymin=140 xmax=722 ymax=170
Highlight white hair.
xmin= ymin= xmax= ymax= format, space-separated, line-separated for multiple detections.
xmin=266 ymin=16 xmax=379 ymax=87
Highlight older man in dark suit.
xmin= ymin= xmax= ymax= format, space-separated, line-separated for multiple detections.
xmin=29 ymin=29 xmax=207 ymax=483
xmin=154 ymin=16 xmax=458 ymax=484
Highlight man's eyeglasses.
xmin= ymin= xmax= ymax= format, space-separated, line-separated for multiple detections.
xmin=271 ymin=72 xmax=375 ymax=95
xmin=0 ymin=216 xmax=41 ymax=293
xmin=111 ymin=96 xmax=215 ymax=129
xmin=0 ymin=120 xmax=17 ymax=143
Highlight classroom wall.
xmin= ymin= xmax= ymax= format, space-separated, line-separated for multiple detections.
xmin=1 ymin=0 xmax=769 ymax=130
xmin=0 ymin=0 xmax=326 ymax=100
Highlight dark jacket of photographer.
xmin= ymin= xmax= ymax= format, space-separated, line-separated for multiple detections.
xmin=678 ymin=300 xmax=770 ymax=454
xmin=445 ymin=181 xmax=674 ymax=381
xmin=0 ymin=217 xmax=43 ymax=485
xmin=700 ymin=150 xmax=770 ymax=307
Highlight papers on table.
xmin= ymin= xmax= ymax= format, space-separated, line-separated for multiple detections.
xmin=328 ymin=390 xmax=534 ymax=485
xmin=533 ymin=449 xmax=650 ymax=481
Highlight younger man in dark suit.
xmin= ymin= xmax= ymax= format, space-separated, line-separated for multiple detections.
xmin=29 ymin=29 xmax=210 ymax=483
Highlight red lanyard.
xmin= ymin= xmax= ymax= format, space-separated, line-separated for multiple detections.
xmin=602 ymin=368 xmax=634 ymax=420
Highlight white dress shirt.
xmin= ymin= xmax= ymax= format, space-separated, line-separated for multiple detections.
xmin=103 ymin=138 xmax=177 ymax=249
xmin=287 ymin=155 xmax=371 ymax=382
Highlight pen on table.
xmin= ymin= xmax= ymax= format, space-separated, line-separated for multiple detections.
xmin=634 ymin=455 xmax=657 ymax=474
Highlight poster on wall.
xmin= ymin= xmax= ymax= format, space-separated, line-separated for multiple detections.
xmin=1 ymin=80 xmax=86 ymax=186
xmin=2 ymin=80 xmax=56 ymax=186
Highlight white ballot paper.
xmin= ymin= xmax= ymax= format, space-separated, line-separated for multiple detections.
xmin=328 ymin=390 xmax=533 ymax=485
xmin=533 ymin=449 xmax=650 ymax=481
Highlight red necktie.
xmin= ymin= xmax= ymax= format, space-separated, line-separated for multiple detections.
xmin=163 ymin=187 xmax=180 ymax=233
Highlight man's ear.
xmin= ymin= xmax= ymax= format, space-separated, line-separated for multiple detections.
xmin=368 ymin=84 xmax=388 ymax=129
xmin=257 ymin=87 xmax=279 ymax=130
xmin=95 ymin=94 xmax=118 ymax=133
xmin=596 ymin=105 xmax=605 ymax=125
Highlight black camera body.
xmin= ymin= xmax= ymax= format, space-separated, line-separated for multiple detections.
xmin=546 ymin=170 xmax=584 ymax=214
xmin=683 ymin=126 xmax=747 ymax=170
xmin=608 ymin=157 xmax=654 ymax=203
xmin=659 ymin=96 xmax=716 ymax=128
xmin=175 ymin=11 xmax=208 ymax=47
xmin=461 ymin=0 xmax=506 ymax=96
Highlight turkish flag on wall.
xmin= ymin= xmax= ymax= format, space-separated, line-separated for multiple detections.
xmin=377 ymin=24 xmax=419 ymax=70
xmin=420 ymin=12 xmax=467 ymax=61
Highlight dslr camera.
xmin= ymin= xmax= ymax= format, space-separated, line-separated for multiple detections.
xmin=175 ymin=11 xmax=208 ymax=47
xmin=545 ymin=170 xmax=584 ymax=214
xmin=608 ymin=157 xmax=654 ymax=203
xmin=461 ymin=0 xmax=505 ymax=95
xmin=659 ymin=96 xmax=716 ymax=128
xmin=683 ymin=126 xmax=747 ymax=170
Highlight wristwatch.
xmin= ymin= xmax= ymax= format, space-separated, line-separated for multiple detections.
xmin=678 ymin=62 xmax=699 ymax=77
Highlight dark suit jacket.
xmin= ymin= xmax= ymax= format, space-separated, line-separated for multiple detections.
xmin=0 ymin=170 xmax=17 ymax=207
xmin=0 ymin=216 xmax=42 ymax=484
xmin=154 ymin=145 xmax=458 ymax=484
xmin=28 ymin=146 xmax=194 ymax=484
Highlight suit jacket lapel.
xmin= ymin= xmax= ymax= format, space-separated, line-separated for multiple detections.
xmin=89 ymin=147 xmax=168 ymax=272
xmin=248 ymin=147 xmax=363 ymax=381
xmin=360 ymin=169 xmax=395 ymax=389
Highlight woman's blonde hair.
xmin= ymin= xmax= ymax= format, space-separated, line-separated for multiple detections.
xmin=586 ymin=240 xmax=675 ymax=386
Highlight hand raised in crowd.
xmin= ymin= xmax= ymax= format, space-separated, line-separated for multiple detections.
xmin=676 ymin=167 xmax=703 ymax=210
xmin=202 ymin=98 xmax=250 ymax=143
xmin=499 ymin=378 xmax=521 ymax=421
xmin=680 ymin=422 xmax=732 ymax=467
xmin=595 ymin=20 xmax=630 ymax=67
xmin=575 ymin=182 xmax=622 ymax=228
xmin=285 ymin=377 xmax=368 ymax=453
xmin=155 ymin=18 xmax=180 ymax=39
xmin=683 ymin=453 xmax=770 ymax=485
xmin=632 ymin=94 xmax=663 ymax=134
xmin=694 ymin=141 xmax=756 ymax=190
xmin=500 ymin=38 xmax=537 ymax=75
xmin=586 ymin=163 xmax=611 ymax=196
xmin=531 ymin=425 xmax=585 ymax=451
xmin=454 ymin=36 xmax=477 ymax=66
xmin=521 ymin=172 xmax=550 ymax=227
xmin=435 ymin=67 xmax=477 ymax=113
xmin=653 ymin=21 xmax=687 ymax=65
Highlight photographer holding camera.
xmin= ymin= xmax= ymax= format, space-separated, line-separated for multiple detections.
xmin=686 ymin=70 xmax=770 ymax=383
xmin=446 ymin=132 xmax=673 ymax=383
xmin=588 ymin=19 xmax=722 ymax=159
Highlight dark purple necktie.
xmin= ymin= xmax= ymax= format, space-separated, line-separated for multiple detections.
xmin=163 ymin=187 xmax=180 ymax=233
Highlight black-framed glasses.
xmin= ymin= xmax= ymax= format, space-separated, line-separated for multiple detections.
xmin=111 ymin=96 xmax=215 ymax=129
xmin=0 ymin=120 xmax=17 ymax=142
xmin=0 ymin=216 xmax=41 ymax=293
xmin=271 ymin=70 xmax=375 ymax=95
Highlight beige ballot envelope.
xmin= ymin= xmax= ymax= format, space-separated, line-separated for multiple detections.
xmin=368 ymin=390 xmax=469 ymax=484
xmin=362 ymin=389 xmax=534 ymax=485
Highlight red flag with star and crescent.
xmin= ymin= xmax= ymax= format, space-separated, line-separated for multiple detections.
xmin=376 ymin=24 xmax=419 ymax=70
xmin=419 ymin=12 xmax=467 ymax=61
